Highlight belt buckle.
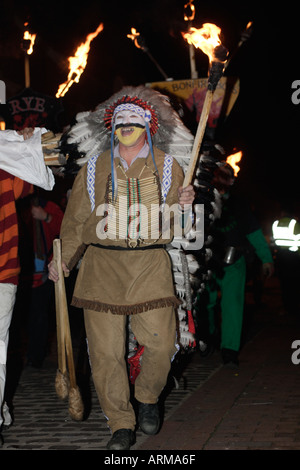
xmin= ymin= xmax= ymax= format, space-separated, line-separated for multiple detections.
xmin=127 ymin=239 xmax=138 ymax=249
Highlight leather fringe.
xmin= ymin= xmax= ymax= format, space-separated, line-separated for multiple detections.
xmin=71 ymin=295 xmax=182 ymax=315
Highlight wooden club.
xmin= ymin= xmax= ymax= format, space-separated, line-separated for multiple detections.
xmin=53 ymin=238 xmax=84 ymax=421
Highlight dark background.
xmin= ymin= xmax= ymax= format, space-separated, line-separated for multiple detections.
xmin=0 ymin=0 xmax=299 ymax=230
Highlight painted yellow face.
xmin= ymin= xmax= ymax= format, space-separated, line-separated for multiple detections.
xmin=114 ymin=109 xmax=146 ymax=147
xmin=115 ymin=126 xmax=145 ymax=146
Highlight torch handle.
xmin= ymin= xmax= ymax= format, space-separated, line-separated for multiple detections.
xmin=183 ymin=89 xmax=214 ymax=187
xmin=24 ymin=55 xmax=30 ymax=88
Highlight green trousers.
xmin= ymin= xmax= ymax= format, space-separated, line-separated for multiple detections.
xmin=206 ymin=256 xmax=246 ymax=352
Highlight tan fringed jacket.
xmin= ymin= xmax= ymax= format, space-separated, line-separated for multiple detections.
xmin=60 ymin=146 xmax=184 ymax=315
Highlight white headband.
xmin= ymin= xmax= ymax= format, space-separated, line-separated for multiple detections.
xmin=112 ymin=103 xmax=152 ymax=123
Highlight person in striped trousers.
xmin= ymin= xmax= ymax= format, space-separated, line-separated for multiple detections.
xmin=0 ymin=128 xmax=34 ymax=441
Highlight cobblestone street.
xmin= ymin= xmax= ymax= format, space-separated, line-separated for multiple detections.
xmin=2 ymin=277 xmax=300 ymax=457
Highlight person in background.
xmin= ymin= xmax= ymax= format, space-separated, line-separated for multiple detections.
xmin=17 ymin=194 xmax=64 ymax=368
xmin=195 ymin=162 xmax=274 ymax=368
xmin=0 ymin=127 xmax=35 ymax=443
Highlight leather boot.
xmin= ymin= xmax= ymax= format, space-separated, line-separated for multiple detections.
xmin=138 ymin=402 xmax=160 ymax=435
xmin=106 ymin=428 xmax=135 ymax=450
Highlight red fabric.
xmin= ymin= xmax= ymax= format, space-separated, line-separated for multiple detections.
xmin=187 ymin=309 xmax=196 ymax=348
xmin=19 ymin=199 xmax=64 ymax=288
xmin=32 ymin=201 xmax=64 ymax=288
xmin=37 ymin=201 xmax=64 ymax=259
xmin=128 ymin=345 xmax=144 ymax=384
xmin=0 ymin=169 xmax=33 ymax=284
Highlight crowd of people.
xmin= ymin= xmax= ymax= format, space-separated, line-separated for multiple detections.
xmin=0 ymin=85 xmax=297 ymax=451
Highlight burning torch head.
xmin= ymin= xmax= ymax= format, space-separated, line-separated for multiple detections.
xmin=182 ymin=23 xmax=229 ymax=91
xmin=208 ymin=44 xmax=228 ymax=91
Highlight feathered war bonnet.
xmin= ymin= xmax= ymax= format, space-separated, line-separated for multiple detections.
xmin=66 ymin=85 xmax=194 ymax=183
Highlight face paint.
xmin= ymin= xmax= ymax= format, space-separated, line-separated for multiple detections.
xmin=114 ymin=109 xmax=146 ymax=146
xmin=116 ymin=126 xmax=145 ymax=146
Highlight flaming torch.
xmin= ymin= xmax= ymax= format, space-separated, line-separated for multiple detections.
xmin=225 ymin=21 xmax=253 ymax=71
xmin=127 ymin=28 xmax=170 ymax=80
xmin=22 ymin=23 xmax=36 ymax=88
xmin=183 ymin=0 xmax=198 ymax=79
xmin=182 ymin=23 xmax=228 ymax=187
xmin=56 ymin=23 xmax=104 ymax=98
xmin=226 ymin=150 xmax=243 ymax=176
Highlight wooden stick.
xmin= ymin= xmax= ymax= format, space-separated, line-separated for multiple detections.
xmin=53 ymin=239 xmax=67 ymax=377
xmin=24 ymin=55 xmax=30 ymax=88
xmin=53 ymin=239 xmax=84 ymax=420
xmin=53 ymin=238 xmax=75 ymax=381
xmin=183 ymin=89 xmax=214 ymax=187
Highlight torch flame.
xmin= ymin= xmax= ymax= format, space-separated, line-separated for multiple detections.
xmin=226 ymin=151 xmax=243 ymax=177
xmin=23 ymin=24 xmax=36 ymax=55
xmin=56 ymin=23 xmax=104 ymax=98
xmin=182 ymin=23 xmax=222 ymax=63
xmin=184 ymin=0 xmax=195 ymax=21
xmin=127 ymin=28 xmax=142 ymax=49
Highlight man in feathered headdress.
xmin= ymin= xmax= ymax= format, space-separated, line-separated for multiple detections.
xmin=48 ymin=86 xmax=195 ymax=450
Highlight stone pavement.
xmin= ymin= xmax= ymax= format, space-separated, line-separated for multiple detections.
xmin=1 ymin=343 xmax=221 ymax=451
xmin=137 ymin=320 xmax=300 ymax=451
xmin=1 ymin=276 xmax=300 ymax=455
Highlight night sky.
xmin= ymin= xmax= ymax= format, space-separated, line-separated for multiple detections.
xmin=0 ymin=0 xmax=299 ymax=227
